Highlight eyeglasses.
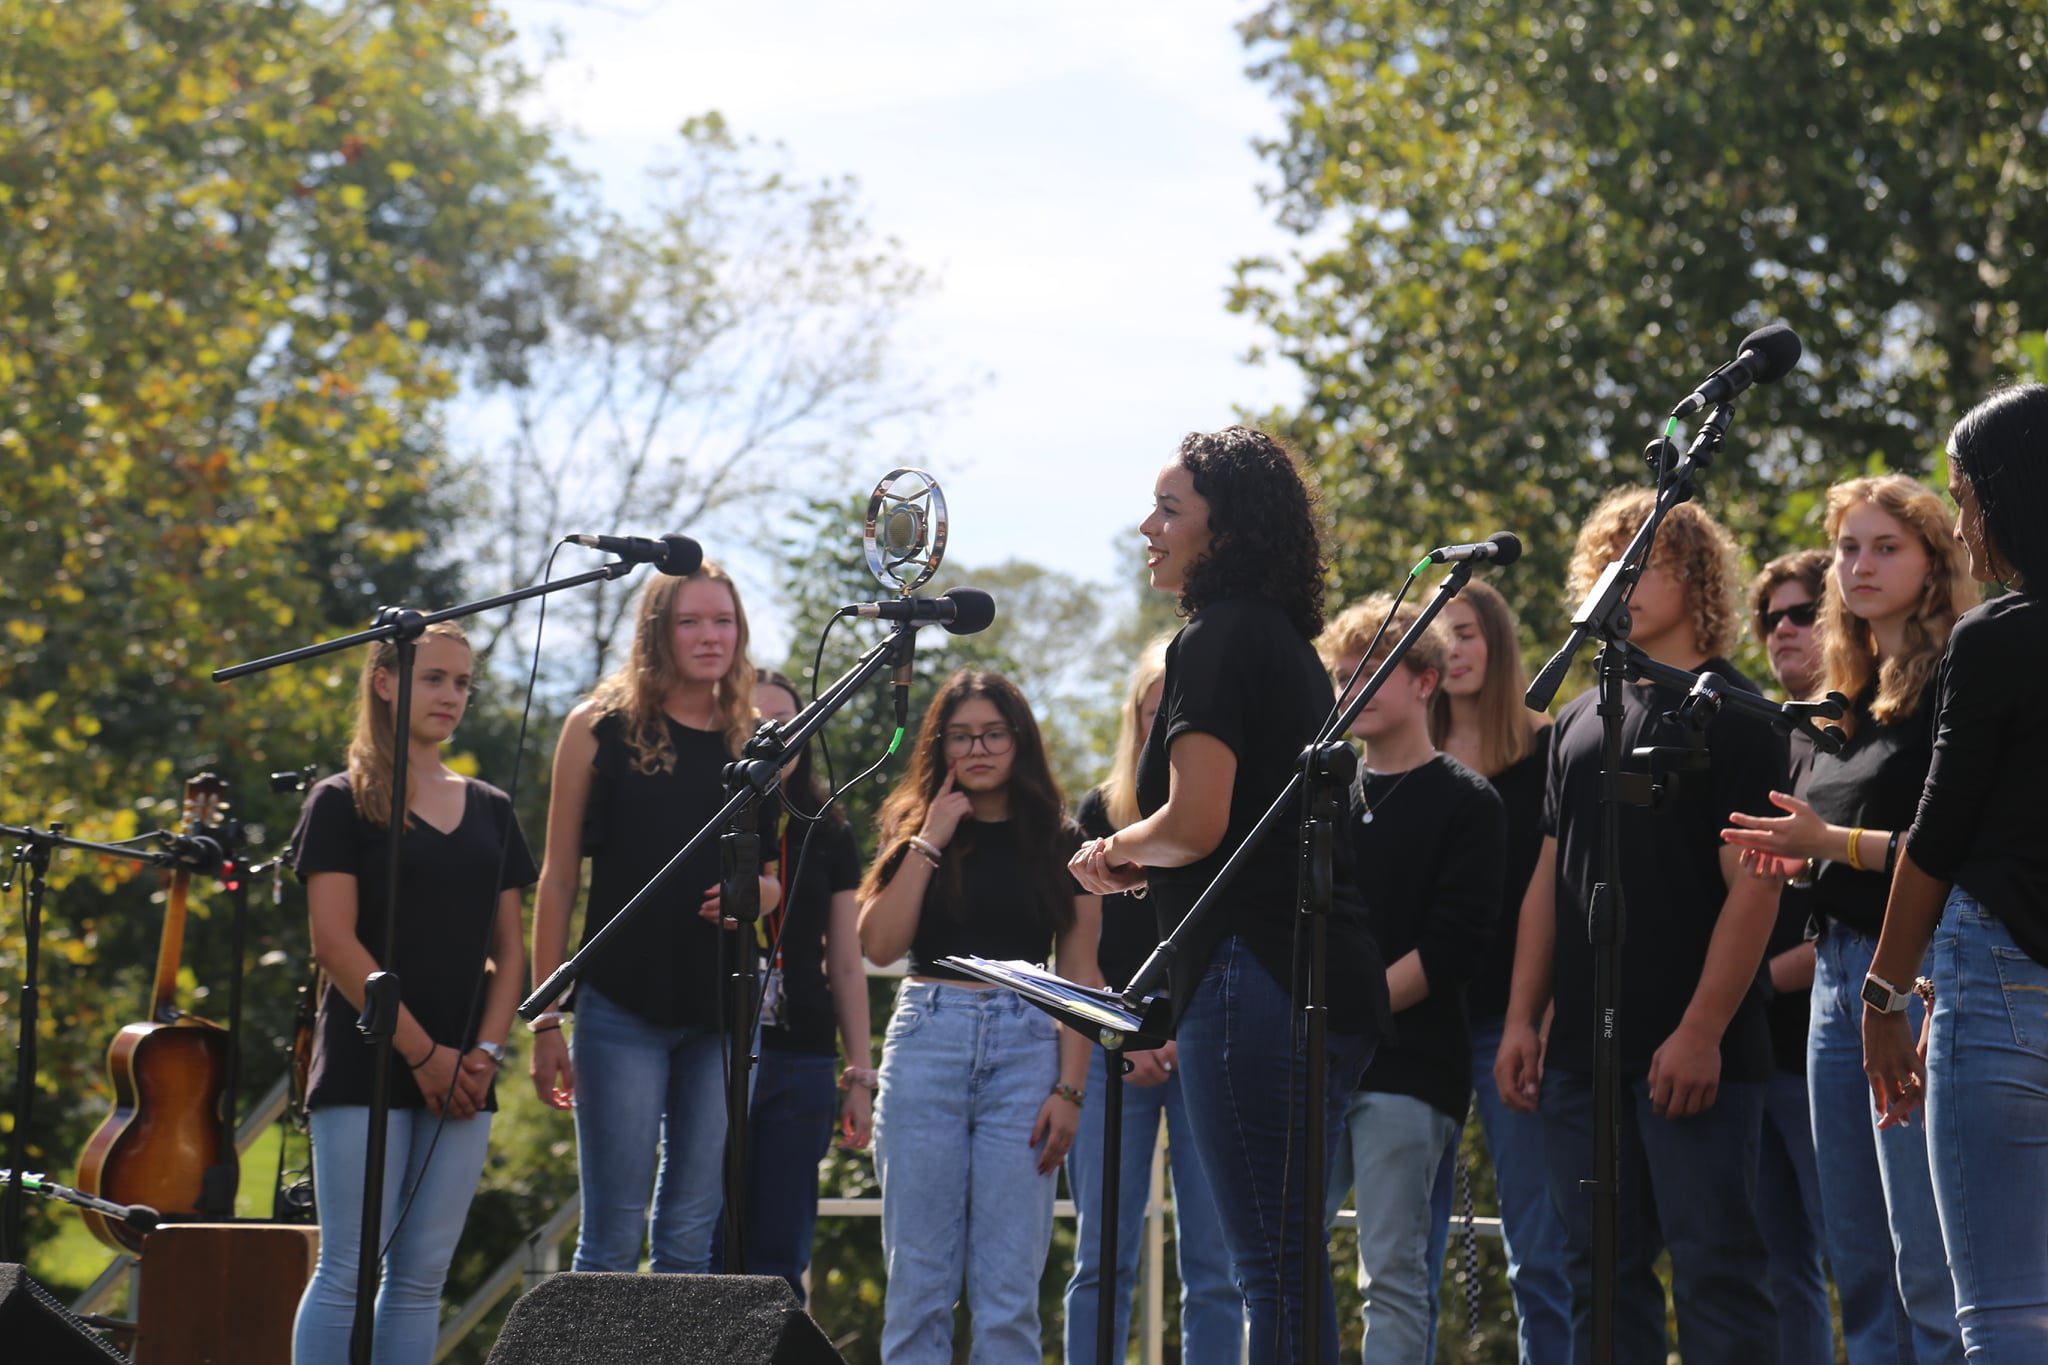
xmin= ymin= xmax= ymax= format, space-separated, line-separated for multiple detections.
xmin=942 ymin=726 xmax=1014 ymax=755
xmin=1760 ymin=601 xmax=1819 ymax=634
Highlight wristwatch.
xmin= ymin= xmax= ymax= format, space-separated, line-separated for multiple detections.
xmin=475 ymin=1040 xmax=506 ymax=1064
xmin=1861 ymin=972 xmax=1912 ymax=1014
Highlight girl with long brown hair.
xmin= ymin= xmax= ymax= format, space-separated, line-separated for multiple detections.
xmin=1426 ymin=578 xmax=1570 ymax=1365
xmin=1724 ymin=472 xmax=1975 ymax=1362
xmin=858 ymin=669 xmax=1100 ymax=1364
xmin=527 ymin=562 xmax=779 ymax=1275
xmin=291 ymin=622 xmax=535 ymax=1363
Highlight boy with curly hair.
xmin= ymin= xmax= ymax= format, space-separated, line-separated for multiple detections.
xmin=1493 ymin=488 xmax=1784 ymax=1363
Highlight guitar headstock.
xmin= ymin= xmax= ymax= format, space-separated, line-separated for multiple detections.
xmin=181 ymin=772 xmax=229 ymax=836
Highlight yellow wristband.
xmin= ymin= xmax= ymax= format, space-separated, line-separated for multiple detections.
xmin=1847 ymin=827 xmax=1867 ymax=872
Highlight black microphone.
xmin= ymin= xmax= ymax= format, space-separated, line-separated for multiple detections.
xmin=1670 ymin=322 xmax=1803 ymax=418
xmin=566 ymin=533 xmax=704 ymax=577
xmin=849 ymin=587 xmax=997 ymax=636
xmin=1428 ymin=532 xmax=1522 ymax=566
xmin=160 ymin=832 xmax=227 ymax=875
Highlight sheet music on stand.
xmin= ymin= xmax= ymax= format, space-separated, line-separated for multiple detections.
xmin=939 ymin=957 xmax=1172 ymax=1049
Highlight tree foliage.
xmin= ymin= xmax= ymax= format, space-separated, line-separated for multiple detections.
xmin=1235 ymin=0 xmax=2048 ymax=633
xmin=0 ymin=0 xmax=565 ymax=1253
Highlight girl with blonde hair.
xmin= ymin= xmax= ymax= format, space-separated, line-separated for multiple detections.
xmin=1725 ymin=472 xmax=1974 ymax=1362
xmin=528 ymin=562 xmax=780 ymax=1274
xmin=291 ymin=622 xmax=535 ymax=1362
xmin=1062 ymin=638 xmax=1240 ymax=1363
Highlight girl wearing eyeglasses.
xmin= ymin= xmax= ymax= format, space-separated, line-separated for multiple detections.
xmin=858 ymin=669 xmax=1102 ymax=1365
xmin=1724 ymin=474 xmax=1975 ymax=1363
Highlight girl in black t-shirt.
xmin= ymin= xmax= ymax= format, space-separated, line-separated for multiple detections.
xmin=1425 ymin=577 xmax=1572 ymax=1364
xmin=1866 ymin=385 xmax=2048 ymax=1359
xmin=718 ymin=669 xmax=872 ymax=1300
xmin=291 ymin=621 xmax=535 ymax=1365
xmin=1724 ymin=473 xmax=1974 ymax=1361
xmin=858 ymin=669 xmax=1101 ymax=1364
xmin=528 ymin=562 xmax=780 ymax=1276
xmin=1071 ymin=426 xmax=1378 ymax=1363
xmin=1061 ymin=639 xmax=1242 ymax=1363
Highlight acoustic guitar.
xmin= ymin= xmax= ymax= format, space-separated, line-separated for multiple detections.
xmin=76 ymin=773 xmax=239 ymax=1252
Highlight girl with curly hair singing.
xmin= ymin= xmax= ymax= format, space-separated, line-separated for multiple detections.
xmin=1072 ymin=426 xmax=1384 ymax=1363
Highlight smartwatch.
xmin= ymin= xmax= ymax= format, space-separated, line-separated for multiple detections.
xmin=1861 ymin=972 xmax=1912 ymax=1014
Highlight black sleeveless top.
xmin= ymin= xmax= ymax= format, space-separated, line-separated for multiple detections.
xmin=576 ymin=711 xmax=777 ymax=1029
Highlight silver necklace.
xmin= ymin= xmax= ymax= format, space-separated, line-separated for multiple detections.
xmin=1355 ymin=756 xmax=1432 ymax=824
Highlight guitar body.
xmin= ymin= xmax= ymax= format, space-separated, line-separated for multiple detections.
xmin=74 ymin=772 xmax=240 ymax=1253
xmin=76 ymin=1016 xmax=237 ymax=1253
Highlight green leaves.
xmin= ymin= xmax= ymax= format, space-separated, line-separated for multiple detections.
xmin=1239 ymin=0 xmax=2048 ymax=657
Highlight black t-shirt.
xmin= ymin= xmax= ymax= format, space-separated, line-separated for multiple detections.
xmin=292 ymin=773 xmax=537 ymax=1111
xmin=1908 ymin=594 xmax=2048 ymax=966
xmin=905 ymin=817 xmax=1084 ymax=980
xmin=1765 ymin=730 xmax=1817 ymax=1076
xmin=1136 ymin=597 xmax=1381 ymax=1034
xmin=1466 ymin=728 xmax=1553 ymax=1023
xmin=1351 ymin=755 xmax=1506 ymax=1120
xmin=1544 ymin=658 xmax=1781 ymax=1081
xmin=1800 ymin=684 xmax=1935 ymax=938
xmin=1077 ymin=787 xmax=1154 ymax=991
xmin=577 ymin=712 xmax=779 ymax=1029
xmin=761 ymin=815 xmax=864 ymax=1056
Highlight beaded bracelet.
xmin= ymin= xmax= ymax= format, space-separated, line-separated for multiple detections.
xmin=1051 ymin=1082 xmax=1085 ymax=1109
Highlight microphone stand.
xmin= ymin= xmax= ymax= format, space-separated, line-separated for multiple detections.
xmin=0 ymin=823 xmax=173 ymax=1261
xmin=1119 ymin=558 xmax=1482 ymax=1364
xmin=1521 ymin=405 xmax=1839 ymax=1365
xmin=520 ymin=617 xmax=922 ymax=1276
xmin=214 ymin=558 xmax=643 ymax=1365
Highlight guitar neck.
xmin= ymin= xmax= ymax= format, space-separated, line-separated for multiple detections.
xmin=149 ymin=874 xmax=191 ymax=1022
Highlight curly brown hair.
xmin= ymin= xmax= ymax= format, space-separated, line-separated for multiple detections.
xmin=1566 ymin=488 xmax=1742 ymax=660
xmin=1174 ymin=426 xmax=1328 ymax=641
xmin=1749 ymin=549 xmax=1831 ymax=643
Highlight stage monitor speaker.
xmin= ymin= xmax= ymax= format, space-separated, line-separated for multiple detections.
xmin=0 ymin=1262 xmax=131 ymax=1363
xmin=486 ymin=1272 xmax=845 ymax=1365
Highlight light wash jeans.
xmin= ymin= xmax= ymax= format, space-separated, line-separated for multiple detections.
xmin=1325 ymin=1089 xmax=1459 ymax=1364
xmin=1810 ymin=923 xmax=1963 ymax=1364
xmin=1174 ymin=935 xmax=1373 ymax=1365
xmin=1926 ymin=888 xmax=2048 ymax=1362
xmin=294 ymin=1105 xmax=492 ymax=1365
xmin=873 ymin=981 xmax=1061 ymax=1365
xmin=1063 ymin=1045 xmax=1243 ymax=1365
xmin=1469 ymin=1017 xmax=1573 ymax=1365
xmin=568 ymin=982 xmax=728 ymax=1273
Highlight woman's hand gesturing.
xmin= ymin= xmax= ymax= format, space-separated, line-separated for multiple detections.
xmin=919 ymin=766 xmax=974 ymax=850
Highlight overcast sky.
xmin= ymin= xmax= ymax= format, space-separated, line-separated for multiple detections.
xmin=494 ymin=0 xmax=1302 ymax=643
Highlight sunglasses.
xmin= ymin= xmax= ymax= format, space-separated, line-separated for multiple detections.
xmin=1760 ymin=601 xmax=1819 ymax=634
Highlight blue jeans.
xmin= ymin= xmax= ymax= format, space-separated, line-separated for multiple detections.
xmin=294 ymin=1106 xmax=492 ymax=1365
xmin=1757 ymin=1069 xmax=1835 ymax=1365
xmin=873 ymin=981 xmax=1061 ymax=1365
xmin=1540 ymin=1068 xmax=1776 ymax=1365
xmin=1811 ymin=923 xmax=1963 ymax=1364
xmin=1469 ymin=1018 xmax=1572 ymax=1365
xmin=1325 ymin=1090 xmax=1458 ymax=1363
xmin=1174 ymin=935 xmax=1373 ymax=1365
xmin=1063 ymin=1046 xmax=1241 ymax=1365
xmin=569 ymin=982 xmax=728 ymax=1273
xmin=716 ymin=1046 xmax=838 ymax=1301
xmin=1926 ymin=889 xmax=2048 ymax=1361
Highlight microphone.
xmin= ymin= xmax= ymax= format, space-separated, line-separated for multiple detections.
xmin=566 ymin=533 xmax=704 ymax=577
xmin=159 ymin=832 xmax=228 ymax=875
xmin=1427 ymin=532 xmax=1522 ymax=566
xmin=849 ymin=587 xmax=997 ymax=636
xmin=1670 ymin=322 xmax=1803 ymax=418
